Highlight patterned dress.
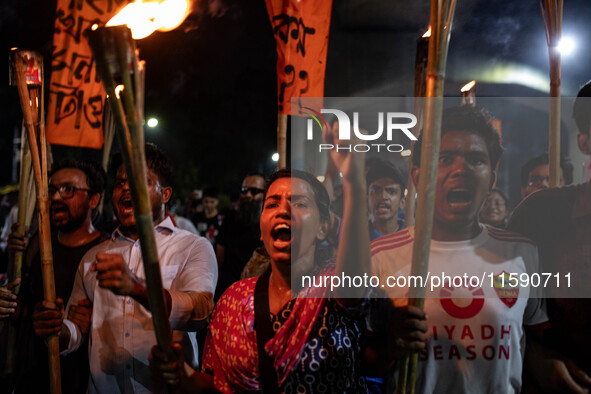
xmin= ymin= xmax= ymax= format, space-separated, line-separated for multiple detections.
xmin=202 ymin=268 xmax=368 ymax=393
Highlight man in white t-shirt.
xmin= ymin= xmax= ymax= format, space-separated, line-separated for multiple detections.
xmin=368 ymin=106 xmax=549 ymax=393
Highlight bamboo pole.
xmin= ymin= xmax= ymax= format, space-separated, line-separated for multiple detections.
xmin=539 ymin=0 xmax=563 ymax=187
xmin=102 ymin=104 xmax=116 ymax=173
xmin=3 ymin=125 xmax=35 ymax=376
xmin=405 ymin=31 xmax=430 ymax=228
xmin=13 ymin=51 xmax=61 ymax=394
xmin=12 ymin=126 xmax=32 ymax=296
xmin=405 ymin=164 xmax=418 ymax=226
xmin=277 ymin=113 xmax=288 ymax=169
xmin=397 ymin=1 xmax=457 ymax=393
xmin=87 ymin=26 xmax=174 ymax=359
xmin=3 ymin=126 xmax=33 ymax=378
xmin=99 ymin=102 xmax=116 ymax=214
xmin=39 ymin=56 xmax=53 ymax=174
xmin=25 ymin=165 xmax=37 ymax=226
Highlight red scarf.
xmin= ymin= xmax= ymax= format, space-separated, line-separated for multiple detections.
xmin=203 ymin=266 xmax=333 ymax=392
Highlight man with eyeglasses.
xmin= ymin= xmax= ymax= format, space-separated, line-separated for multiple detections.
xmin=519 ymin=153 xmax=573 ymax=200
xmin=2 ymin=159 xmax=107 ymax=394
xmin=214 ymin=173 xmax=265 ymax=301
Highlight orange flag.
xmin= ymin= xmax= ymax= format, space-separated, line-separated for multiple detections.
xmin=264 ymin=0 xmax=333 ymax=115
xmin=46 ymin=0 xmax=127 ymax=149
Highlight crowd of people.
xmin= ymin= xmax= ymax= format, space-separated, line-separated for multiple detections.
xmin=0 ymin=81 xmax=589 ymax=393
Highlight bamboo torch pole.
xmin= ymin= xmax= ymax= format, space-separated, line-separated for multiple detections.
xmin=24 ymin=165 xmax=37 ymax=226
xmin=12 ymin=125 xmax=33 ymax=296
xmin=12 ymin=50 xmax=61 ymax=394
xmin=405 ymin=29 xmax=430 ymax=228
xmin=397 ymin=1 xmax=457 ymax=393
xmin=277 ymin=113 xmax=288 ymax=169
xmin=102 ymin=104 xmax=116 ymax=173
xmin=38 ymin=52 xmax=52 ymax=172
xmin=3 ymin=126 xmax=33 ymax=378
xmin=87 ymin=25 xmax=174 ymax=358
xmin=98 ymin=103 xmax=116 ymax=214
xmin=540 ymin=0 xmax=563 ymax=187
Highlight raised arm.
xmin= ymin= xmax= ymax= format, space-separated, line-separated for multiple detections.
xmin=324 ymin=123 xmax=370 ymax=302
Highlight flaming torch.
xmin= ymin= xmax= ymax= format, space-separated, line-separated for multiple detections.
xmin=8 ymin=50 xmax=43 ymax=298
xmin=461 ymin=80 xmax=476 ymax=106
xmin=106 ymin=0 xmax=190 ymax=39
xmin=405 ymin=27 xmax=431 ymax=228
xmin=398 ymin=0 xmax=457 ymax=393
xmin=86 ymin=0 xmax=191 ymax=363
xmin=10 ymin=49 xmax=61 ymax=394
xmin=414 ymin=28 xmax=431 ymax=101
xmin=539 ymin=0 xmax=563 ymax=187
xmin=100 ymin=0 xmax=190 ymax=183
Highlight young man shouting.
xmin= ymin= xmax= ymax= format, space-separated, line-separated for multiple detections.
xmin=369 ymin=106 xmax=549 ymax=393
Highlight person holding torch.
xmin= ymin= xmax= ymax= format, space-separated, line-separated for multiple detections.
xmin=368 ymin=106 xmax=550 ymax=393
xmin=148 ymin=124 xmax=371 ymax=393
xmin=509 ymin=81 xmax=591 ymax=392
xmin=31 ymin=143 xmax=218 ymax=394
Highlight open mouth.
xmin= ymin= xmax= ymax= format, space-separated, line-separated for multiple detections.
xmin=376 ymin=202 xmax=391 ymax=214
xmin=118 ymin=196 xmax=134 ymax=215
xmin=51 ymin=204 xmax=69 ymax=219
xmin=446 ymin=188 xmax=473 ymax=209
xmin=271 ymin=223 xmax=292 ymax=250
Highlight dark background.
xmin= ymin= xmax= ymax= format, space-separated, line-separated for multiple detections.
xmin=1 ymin=0 xmax=590 ymax=206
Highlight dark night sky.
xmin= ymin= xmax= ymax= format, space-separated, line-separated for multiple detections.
xmin=1 ymin=0 xmax=590 ymax=202
xmin=0 ymin=0 xmax=278 ymax=199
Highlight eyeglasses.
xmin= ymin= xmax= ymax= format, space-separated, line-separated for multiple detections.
xmin=48 ymin=185 xmax=91 ymax=199
xmin=483 ymin=199 xmax=506 ymax=208
xmin=241 ymin=186 xmax=264 ymax=196
xmin=527 ymin=175 xmax=550 ymax=187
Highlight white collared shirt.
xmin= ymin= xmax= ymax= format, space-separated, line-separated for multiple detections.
xmin=62 ymin=217 xmax=217 ymax=394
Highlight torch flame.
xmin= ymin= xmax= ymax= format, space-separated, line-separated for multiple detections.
xmin=107 ymin=0 xmax=190 ymax=40
xmin=461 ymin=80 xmax=476 ymax=92
xmin=115 ymin=84 xmax=125 ymax=99
xmin=422 ymin=27 xmax=431 ymax=38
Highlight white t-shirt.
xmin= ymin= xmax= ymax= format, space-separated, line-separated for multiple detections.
xmin=370 ymin=225 xmax=549 ymax=394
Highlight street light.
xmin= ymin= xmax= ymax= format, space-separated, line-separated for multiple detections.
xmin=271 ymin=152 xmax=279 ymax=162
xmin=558 ymin=37 xmax=575 ymax=56
xmin=147 ymin=117 xmax=158 ymax=128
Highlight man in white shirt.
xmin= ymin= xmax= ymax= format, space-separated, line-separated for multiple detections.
xmin=32 ymin=143 xmax=218 ymax=394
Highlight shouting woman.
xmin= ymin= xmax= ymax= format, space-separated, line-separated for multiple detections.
xmin=150 ymin=127 xmax=371 ymax=393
